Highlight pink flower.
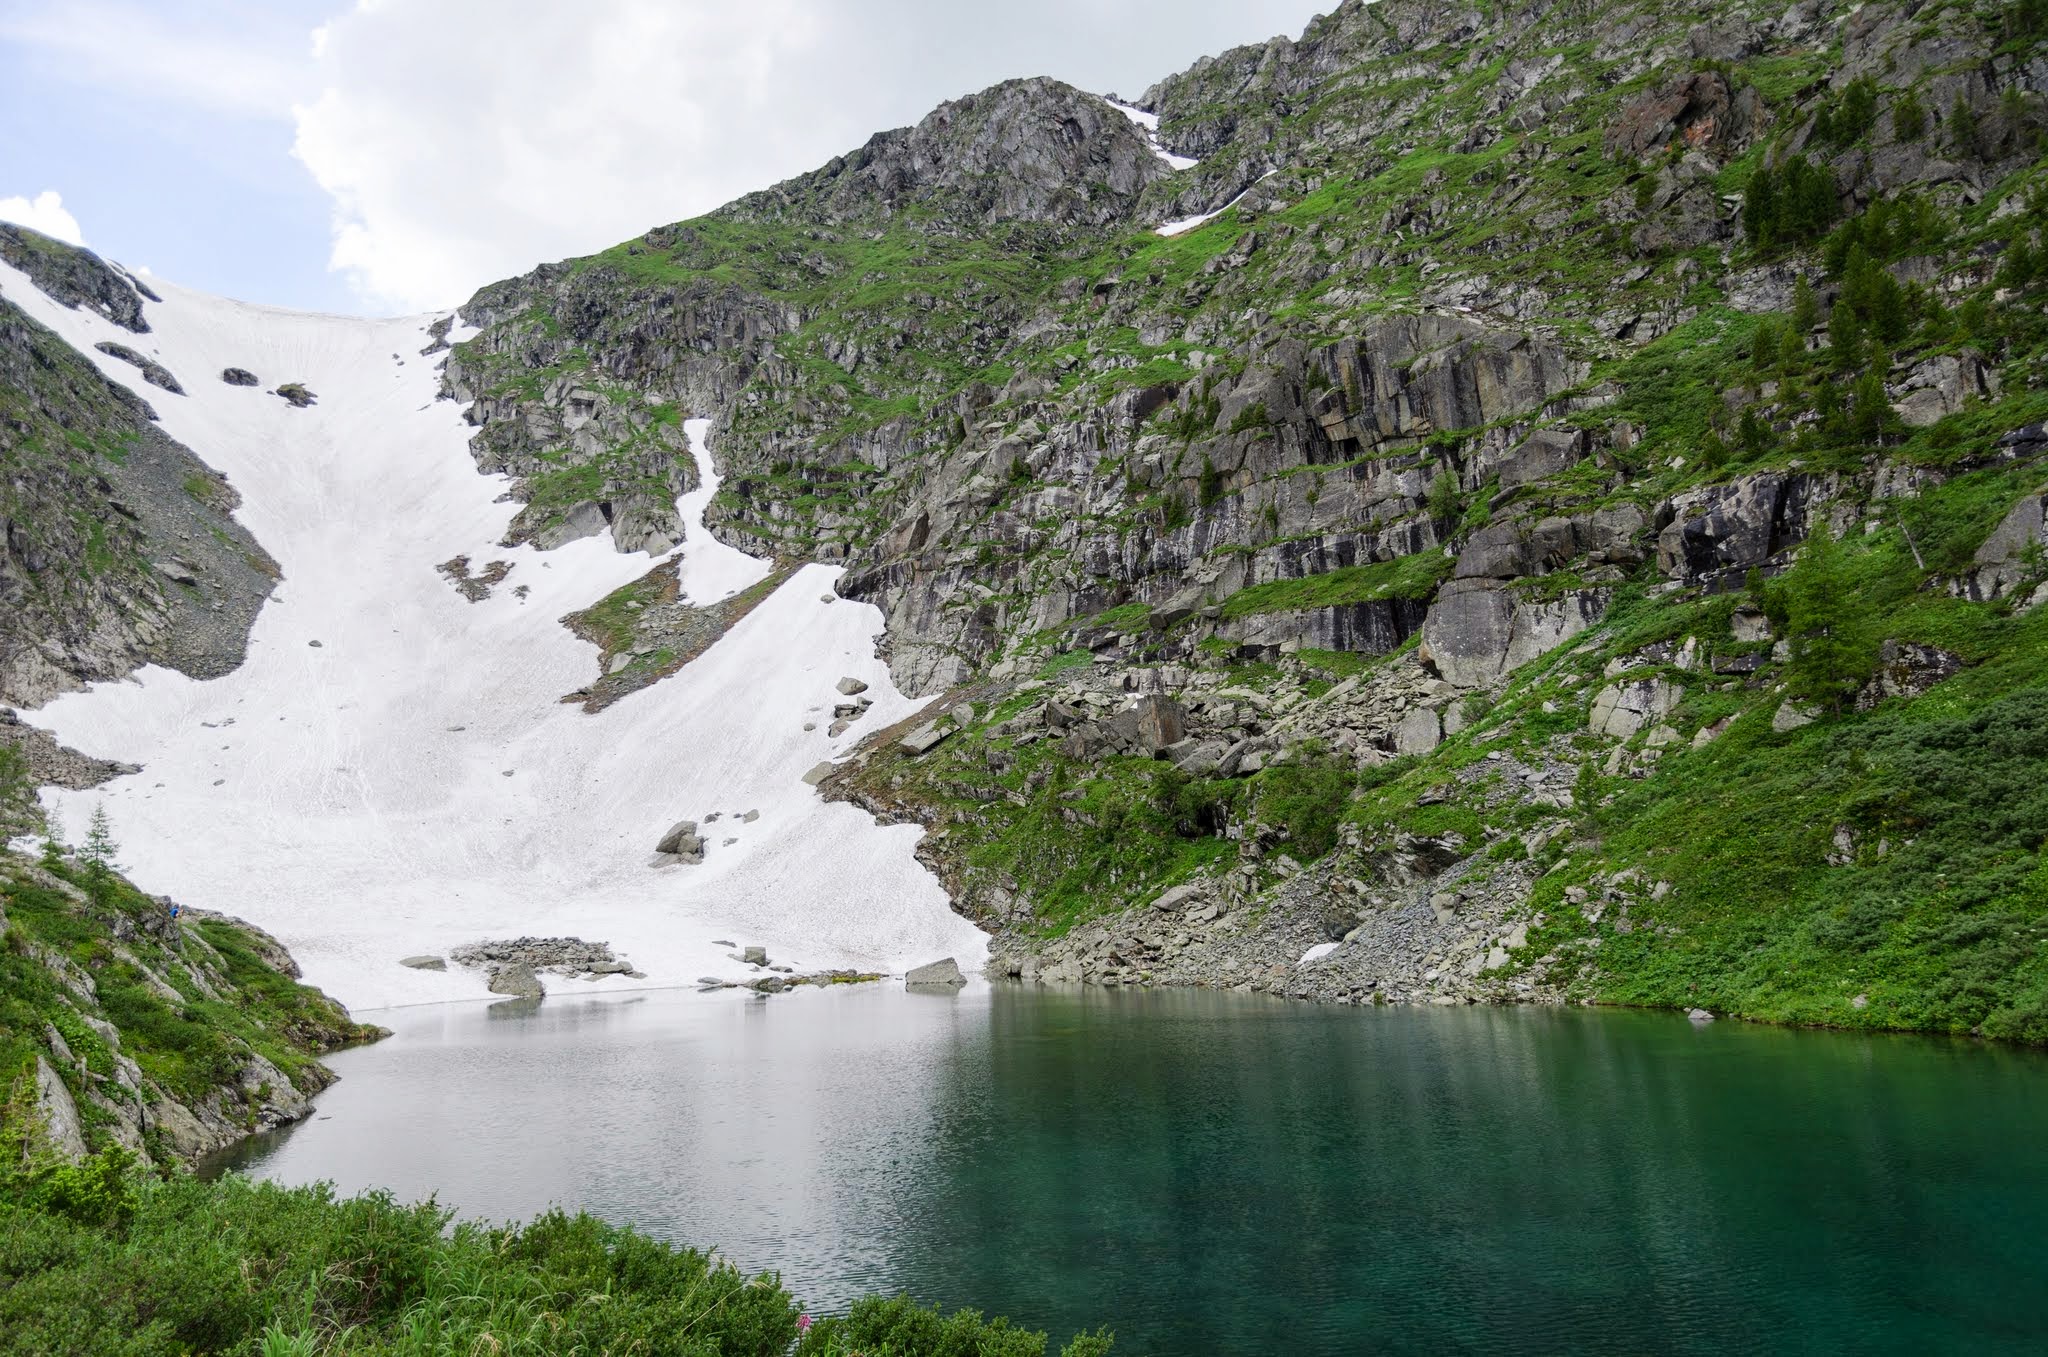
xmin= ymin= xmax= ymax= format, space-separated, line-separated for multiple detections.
xmin=797 ymin=1315 xmax=813 ymax=1332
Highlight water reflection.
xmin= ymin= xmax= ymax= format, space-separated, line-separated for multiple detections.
xmin=226 ymin=985 xmax=2048 ymax=1356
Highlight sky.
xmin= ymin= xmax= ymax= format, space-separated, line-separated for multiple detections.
xmin=0 ymin=0 xmax=1331 ymax=316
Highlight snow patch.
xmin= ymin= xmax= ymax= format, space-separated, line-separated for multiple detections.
xmin=1103 ymin=97 xmax=1199 ymax=172
xmin=1299 ymin=942 xmax=1340 ymax=965
xmin=672 ymin=418 xmax=770 ymax=605
xmin=1155 ymin=172 xmax=1277 ymax=238
xmin=0 ymin=260 xmax=985 ymax=1011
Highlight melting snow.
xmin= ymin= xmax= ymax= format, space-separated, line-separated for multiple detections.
xmin=1155 ymin=172 xmax=1279 ymax=238
xmin=1103 ymin=96 xmax=1199 ymax=172
xmin=0 ymin=261 xmax=987 ymax=1009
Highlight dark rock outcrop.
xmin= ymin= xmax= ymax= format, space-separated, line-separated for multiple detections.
xmin=0 ymin=222 xmax=150 ymax=332
xmin=0 ymin=293 xmax=277 ymax=707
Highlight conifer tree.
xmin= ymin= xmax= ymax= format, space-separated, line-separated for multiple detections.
xmin=81 ymin=804 xmax=119 ymax=906
xmin=1781 ymin=522 xmax=1872 ymax=711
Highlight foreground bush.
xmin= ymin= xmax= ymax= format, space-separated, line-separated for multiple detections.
xmin=0 ymin=1151 xmax=1110 ymax=1356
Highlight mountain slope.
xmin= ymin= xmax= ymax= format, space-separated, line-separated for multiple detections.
xmin=0 ymin=239 xmax=274 ymax=711
xmin=434 ymin=0 xmax=2048 ymax=1038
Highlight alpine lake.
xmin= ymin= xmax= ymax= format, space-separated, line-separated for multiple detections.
xmin=213 ymin=983 xmax=2048 ymax=1355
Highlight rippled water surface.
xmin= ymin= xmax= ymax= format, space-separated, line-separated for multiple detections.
xmin=221 ymin=985 xmax=2048 ymax=1355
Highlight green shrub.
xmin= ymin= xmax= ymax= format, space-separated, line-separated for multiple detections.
xmin=795 ymin=1295 xmax=1113 ymax=1357
xmin=1252 ymin=752 xmax=1356 ymax=861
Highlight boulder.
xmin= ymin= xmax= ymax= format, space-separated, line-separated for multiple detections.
xmin=1891 ymin=350 xmax=1998 ymax=428
xmin=33 ymin=1055 xmax=88 ymax=1161
xmin=1966 ymin=485 xmax=2048 ymax=600
xmin=1771 ymin=701 xmax=1818 ymax=732
xmin=743 ymin=946 xmax=768 ymax=966
xmin=1420 ymin=578 xmax=1608 ymax=688
xmin=656 ymin=819 xmax=702 ymax=855
xmin=906 ymin=956 xmax=967 ymax=988
xmin=1495 ymin=428 xmax=1585 ymax=490
xmin=220 ymin=366 xmax=259 ymax=386
xmin=486 ymin=963 xmax=545 ymax=1001
xmin=92 ymin=340 xmax=183 ymax=394
xmin=802 ymin=761 xmax=836 ymax=786
xmin=1656 ymin=472 xmax=1810 ymax=584
xmin=1855 ymin=640 xmax=1961 ymax=709
xmin=1605 ymin=70 xmax=1757 ymax=160
xmin=1167 ymin=738 xmax=1226 ymax=775
xmin=900 ymin=720 xmax=953 ymax=755
xmin=1588 ymin=677 xmax=1685 ymax=739
xmin=1729 ymin=605 xmax=1771 ymax=642
xmin=835 ymin=676 xmax=870 ymax=696
xmin=399 ymin=955 xmax=446 ymax=971
xmin=1393 ymin=706 xmax=1442 ymax=756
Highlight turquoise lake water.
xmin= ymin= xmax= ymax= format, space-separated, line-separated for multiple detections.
xmin=219 ymin=984 xmax=2048 ymax=1355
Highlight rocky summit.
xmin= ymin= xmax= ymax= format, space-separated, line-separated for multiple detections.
xmin=8 ymin=0 xmax=2048 ymax=1046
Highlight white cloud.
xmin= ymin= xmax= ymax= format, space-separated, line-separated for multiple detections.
xmin=0 ymin=190 xmax=86 ymax=245
xmin=5 ymin=0 xmax=1330 ymax=312
xmin=288 ymin=0 xmax=1330 ymax=314
xmin=0 ymin=1 xmax=310 ymax=117
xmin=289 ymin=0 xmax=854 ymax=312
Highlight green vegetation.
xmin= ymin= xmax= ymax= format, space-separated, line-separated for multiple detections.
xmin=1766 ymin=524 xmax=1876 ymax=711
xmin=1742 ymin=155 xmax=1839 ymax=251
xmin=0 ymin=1156 xmax=1114 ymax=1356
xmin=0 ymin=854 xmax=376 ymax=1134
xmin=958 ymin=752 xmax=1240 ymax=930
xmin=1547 ymin=665 xmax=2048 ymax=1043
xmin=1218 ymin=550 xmax=1451 ymax=619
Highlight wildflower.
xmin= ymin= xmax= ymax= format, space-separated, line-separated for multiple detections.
xmin=797 ymin=1314 xmax=813 ymax=1332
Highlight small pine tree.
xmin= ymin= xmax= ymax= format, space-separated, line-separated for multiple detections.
xmin=1829 ymin=298 xmax=1866 ymax=370
xmin=1780 ymin=522 xmax=1872 ymax=711
xmin=1426 ymin=469 xmax=1462 ymax=523
xmin=1949 ymin=95 xmax=1979 ymax=153
xmin=81 ymin=805 xmax=118 ymax=905
xmin=1751 ymin=317 xmax=1781 ymax=372
xmin=1792 ymin=275 xmax=1820 ymax=336
xmin=1849 ymin=368 xmax=1891 ymax=444
xmin=1739 ymin=405 xmax=1772 ymax=459
xmin=1779 ymin=319 xmax=1808 ymax=369
xmin=1893 ymin=89 xmax=1926 ymax=141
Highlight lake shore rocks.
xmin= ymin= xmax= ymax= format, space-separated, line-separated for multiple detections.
xmin=450 ymin=936 xmax=645 ymax=999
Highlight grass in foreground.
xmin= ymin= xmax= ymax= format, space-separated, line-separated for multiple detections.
xmin=0 ymin=1145 xmax=1112 ymax=1357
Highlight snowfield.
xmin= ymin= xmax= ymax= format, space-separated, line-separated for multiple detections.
xmin=1 ymin=262 xmax=987 ymax=1009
